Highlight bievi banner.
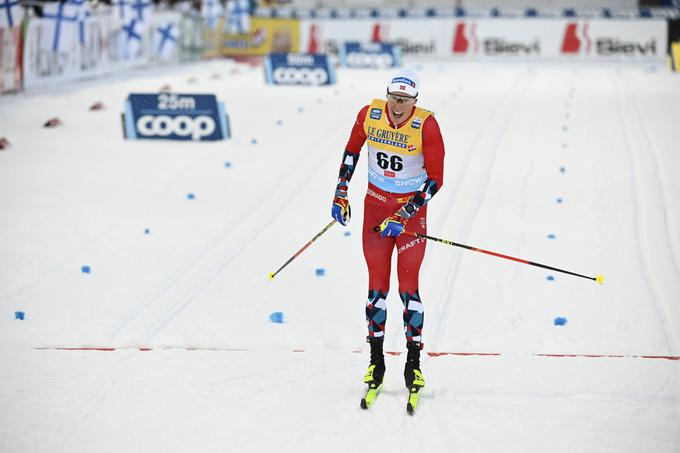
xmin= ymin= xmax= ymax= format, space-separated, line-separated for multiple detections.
xmin=299 ymin=18 xmax=667 ymax=62
xmin=123 ymin=92 xmax=230 ymax=141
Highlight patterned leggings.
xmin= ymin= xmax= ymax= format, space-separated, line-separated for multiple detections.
xmin=362 ymin=188 xmax=427 ymax=343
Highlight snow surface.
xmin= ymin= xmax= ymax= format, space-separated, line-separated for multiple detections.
xmin=0 ymin=60 xmax=679 ymax=452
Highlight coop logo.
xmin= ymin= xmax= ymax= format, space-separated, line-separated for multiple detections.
xmin=136 ymin=115 xmax=215 ymax=140
xmin=272 ymin=67 xmax=329 ymax=85
xmin=561 ymin=22 xmax=658 ymax=57
xmin=341 ymin=42 xmax=400 ymax=69
xmin=123 ymin=93 xmax=229 ymax=141
xmin=452 ymin=22 xmax=539 ymax=56
xmin=265 ymin=52 xmax=335 ymax=86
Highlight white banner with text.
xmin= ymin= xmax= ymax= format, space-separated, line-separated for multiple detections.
xmin=299 ymin=18 xmax=668 ymax=63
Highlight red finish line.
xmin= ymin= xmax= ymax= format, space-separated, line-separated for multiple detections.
xmin=32 ymin=347 xmax=680 ymax=361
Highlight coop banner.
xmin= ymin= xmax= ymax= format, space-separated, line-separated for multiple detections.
xmin=123 ymin=93 xmax=230 ymax=141
xmin=264 ymin=52 xmax=335 ymax=86
xmin=339 ymin=41 xmax=400 ymax=68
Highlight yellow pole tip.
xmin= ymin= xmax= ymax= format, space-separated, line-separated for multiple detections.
xmin=268 ymin=272 xmax=275 ymax=281
xmin=595 ymin=275 xmax=604 ymax=285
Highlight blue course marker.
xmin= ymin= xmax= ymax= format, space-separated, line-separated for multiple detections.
xmin=546 ymin=275 xmax=555 ymax=281
xmin=251 ymin=138 xmax=258 ymax=145
xmin=344 ymin=231 xmax=352 ymax=237
xmin=15 ymin=311 xmax=25 ymax=320
xmin=315 ymin=268 xmax=326 ymax=277
xmin=560 ymin=166 xmax=566 ymax=174
xmin=554 ymin=317 xmax=568 ymax=326
xmin=224 ymin=161 xmax=232 ymax=168
xmin=556 ymin=197 xmax=563 ymax=204
xmin=187 ymin=193 xmax=196 ymax=200
xmin=144 ymin=228 xmax=150 ymax=235
xmin=548 ymin=234 xmax=556 ymax=240
xmin=81 ymin=265 xmax=91 ymax=274
xmin=269 ymin=312 xmax=284 ymax=324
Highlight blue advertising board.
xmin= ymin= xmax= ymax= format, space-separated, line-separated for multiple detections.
xmin=339 ymin=42 xmax=400 ymax=69
xmin=264 ymin=53 xmax=335 ymax=86
xmin=123 ymin=93 xmax=230 ymax=141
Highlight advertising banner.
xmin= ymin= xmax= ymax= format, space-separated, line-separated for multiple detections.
xmin=21 ymin=4 xmax=188 ymax=89
xmin=339 ymin=41 xmax=400 ymax=68
xmin=556 ymin=20 xmax=667 ymax=60
xmin=299 ymin=18 xmax=668 ymax=63
xmin=0 ymin=26 xmax=22 ymax=93
xmin=222 ymin=17 xmax=299 ymax=56
xmin=264 ymin=52 xmax=335 ymax=86
xmin=22 ymin=7 xmax=122 ymax=88
xmin=123 ymin=92 xmax=230 ymax=141
xmin=202 ymin=16 xmax=224 ymax=59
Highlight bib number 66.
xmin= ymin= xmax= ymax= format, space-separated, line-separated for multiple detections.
xmin=376 ymin=152 xmax=403 ymax=171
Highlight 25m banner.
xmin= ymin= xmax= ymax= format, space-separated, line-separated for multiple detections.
xmin=123 ymin=93 xmax=230 ymax=141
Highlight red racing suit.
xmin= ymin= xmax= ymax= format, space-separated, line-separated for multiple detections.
xmin=335 ymin=99 xmax=445 ymax=342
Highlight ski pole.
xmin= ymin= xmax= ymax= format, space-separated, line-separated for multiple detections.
xmin=268 ymin=219 xmax=337 ymax=281
xmin=373 ymin=225 xmax=603 ymax=284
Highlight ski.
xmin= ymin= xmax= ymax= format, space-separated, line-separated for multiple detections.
xmin=360 ymin=383 xmax=383 ymax=409
xmin=406 ymin=386 xmax=421 ymax=414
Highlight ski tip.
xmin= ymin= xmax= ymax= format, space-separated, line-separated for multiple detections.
xmin=267 ymin=272 xmax=276 ymax=281
xmin=595 ymin=274 xmax=604 ymax=285
xmin=407 ymin=403 xmax=414 ymax=414
xmin=360 ymin=399 xmax=368 ymax=410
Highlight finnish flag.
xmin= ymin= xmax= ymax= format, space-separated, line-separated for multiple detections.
xmin=156 ymin=22 xmax=177 ymax=60
xmin=40 ymin=0 xmax=87 ymax=52
xmin=201 ymin=0 xmax=224 ymax=29
xmin=226 ymin=0 xmax=250 ymax=35
xmin=0 ymin=0 xmax=23 ymax=28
